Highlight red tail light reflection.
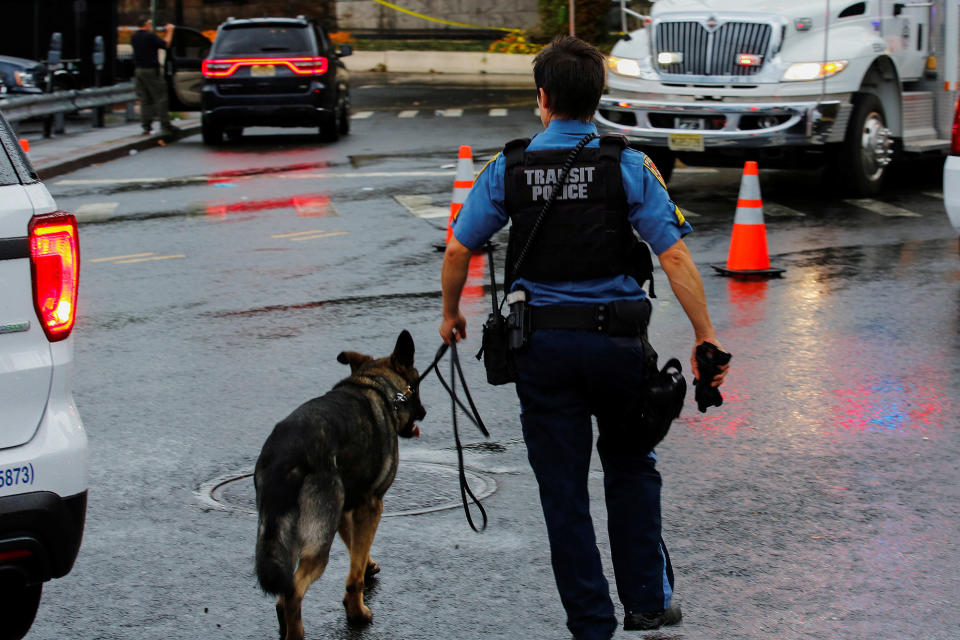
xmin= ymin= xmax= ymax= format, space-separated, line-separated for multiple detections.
xmin=205 ymin=194 xmax=331 ymax=218
xmin=202 ymin=56 xmax=328 ymax=77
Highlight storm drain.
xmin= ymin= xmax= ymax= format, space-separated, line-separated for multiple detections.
xmin=197 ymin=461 xmax=497 ymax=517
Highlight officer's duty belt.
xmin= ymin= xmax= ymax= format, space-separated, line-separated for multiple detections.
xmin=529 ymin=300 xmax=650 ymax=336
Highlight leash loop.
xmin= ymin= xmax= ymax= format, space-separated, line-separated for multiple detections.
xmin=420 ymin=333 xmax=489 ymax=532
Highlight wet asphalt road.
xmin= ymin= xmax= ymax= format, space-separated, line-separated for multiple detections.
xmin=27 ymin=76 xmax=960 ymax=640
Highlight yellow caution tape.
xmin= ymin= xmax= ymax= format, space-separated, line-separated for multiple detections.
xmin=371 ymin=0 xmax=522 ymax=33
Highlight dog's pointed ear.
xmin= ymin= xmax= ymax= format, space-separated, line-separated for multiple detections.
xmin=391 ymin=330 xmax=415 ymax=369
xmin=337 ymin=351 xmax=372 ymax=373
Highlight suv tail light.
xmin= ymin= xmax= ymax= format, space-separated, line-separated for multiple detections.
xmin=202 ymin=56 xmax=328 ymax=78
xmin=952 ymin=99 xmax=960 ymax=156
xmin=29 ymin=212 xmax=79 ymax=342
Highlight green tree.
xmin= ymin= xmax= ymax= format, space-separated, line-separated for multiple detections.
xmin=537 ymin=0 xmax=612 ymax=44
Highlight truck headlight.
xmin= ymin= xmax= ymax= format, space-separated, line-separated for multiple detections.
xmin=608 ymin=56 xmax=644 ymax=78
xmin=782 ymin=60 xmax=848 ymax=81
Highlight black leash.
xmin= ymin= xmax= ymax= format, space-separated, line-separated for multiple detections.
xmin=418 ymin=335 xmax=490 ymax=532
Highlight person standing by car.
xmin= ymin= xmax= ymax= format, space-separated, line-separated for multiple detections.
xmin=130 ymin=15 xmax=178 ymax=136
xmin=439 ymin=36 xmax=729 ymax=640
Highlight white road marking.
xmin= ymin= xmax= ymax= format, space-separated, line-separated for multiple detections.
xmin=489 ymin=108 xmax=508 ymax=117
xmin=763 ymin=202 xmax=806 ymax=218
xmin=398 ymin=110 xmax=419 ymax=118
xmin=923 ymin=191 xmax=944 ymax=200
xmin=113 ymin=254 xmax=186 ymax=264
xmin=272 ymin=230 xmax=327 ymax=239
xmin=351 ymin=111 xmax=374 ymax=119
xmin=674 ymin=168 xmax=719 ymax=174
xmin=289 ymin=232 xmax=349 ymax=242
xmin=74 ymin=202 xmax=119 ymax=221
xmin=394 ymin=195 xmax=450 ymax=219
xmin=442 ymin=108 xmax=463 ymax=117
xmin=844 ymin=198 xmax=922 ymax=218
xmin=90 ymin=252 xmax=155 ymax=263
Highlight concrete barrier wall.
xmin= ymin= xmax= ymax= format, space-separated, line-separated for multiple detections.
xmin=336 ymin=0 xmax=539 ymax=33
xmin=343 ymin=50 xmax=536 ymax=76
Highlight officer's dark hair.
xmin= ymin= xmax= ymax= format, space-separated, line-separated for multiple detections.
xmin=533 ymin=36 xmax=605 ymax=121
xmin=139 ymin=14 xmax=152 ymax=27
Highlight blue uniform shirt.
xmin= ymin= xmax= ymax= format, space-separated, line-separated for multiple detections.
xmin=452 ymin=119 xmax=692 ymax=306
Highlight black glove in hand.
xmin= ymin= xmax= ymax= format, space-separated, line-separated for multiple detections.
xmin=694 ymin=342 xmax=732 ymax=413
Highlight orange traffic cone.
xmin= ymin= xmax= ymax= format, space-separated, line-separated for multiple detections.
xmin=712 ymin=161 xmax=785 ymax=278
xmin=435 ymin=145 xmax=475 ymax=251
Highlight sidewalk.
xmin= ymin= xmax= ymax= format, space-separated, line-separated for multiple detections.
xmin=16 ymin=110 xmax=201 ymax=180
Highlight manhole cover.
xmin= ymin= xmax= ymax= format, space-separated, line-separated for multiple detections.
xmin=198 ymin=461 xmax=497 ymax=517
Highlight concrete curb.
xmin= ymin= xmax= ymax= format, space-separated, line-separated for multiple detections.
xmin=34 ymin=122 xmax=202 ymax=180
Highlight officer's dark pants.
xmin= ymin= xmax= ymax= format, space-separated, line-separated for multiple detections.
xmin=514 ymin=329 xmax=674 ymax=640
xmin=134 ymin=67 xmax=171 ymax=132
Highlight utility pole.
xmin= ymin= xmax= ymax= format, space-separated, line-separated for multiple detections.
xmin=569 ymin=0 xmax=575 ymax=36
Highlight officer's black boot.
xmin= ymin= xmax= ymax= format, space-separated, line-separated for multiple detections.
xmin=623 ymin=602 xmax=682 ymax=631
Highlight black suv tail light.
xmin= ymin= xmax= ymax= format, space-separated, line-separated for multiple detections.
xmin=29 ymin=212 xmax=79 ymax=342
xmin=202 ymin=56 xmax=328 ymax=77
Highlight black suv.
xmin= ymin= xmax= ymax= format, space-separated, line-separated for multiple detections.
xmin=200 ymin=16 xmax=351 ymax=144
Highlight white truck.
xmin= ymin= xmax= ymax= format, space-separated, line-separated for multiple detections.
xmin=596 ymin=0 xmax=960 ymax=196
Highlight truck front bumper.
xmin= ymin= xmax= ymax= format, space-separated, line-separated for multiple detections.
xmin=595 ymin=96 xmax=852 ymax=150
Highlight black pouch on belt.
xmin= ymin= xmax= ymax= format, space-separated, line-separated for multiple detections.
xmin=478 ymin=311 xmax=516 ymax=385
xmin=694 ymin=341 xmax=732 ymax=413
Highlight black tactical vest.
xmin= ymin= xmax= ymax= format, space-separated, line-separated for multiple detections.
xmin=503 ymin=134 xmax=638 ymax=288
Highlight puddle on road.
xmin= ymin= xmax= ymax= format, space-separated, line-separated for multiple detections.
xmin=198 ymin=461 xmax=497 ymax=517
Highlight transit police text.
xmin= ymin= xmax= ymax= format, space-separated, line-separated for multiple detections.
xmin=524 ymin=166 xmax=596 ymax=201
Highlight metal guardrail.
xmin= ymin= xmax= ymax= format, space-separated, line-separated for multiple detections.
xmin=0 ymin=82 xmax=135 ymax=123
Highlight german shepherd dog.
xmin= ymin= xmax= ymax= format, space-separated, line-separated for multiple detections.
xmin=254 ymin=330 xmax=426 ymax=640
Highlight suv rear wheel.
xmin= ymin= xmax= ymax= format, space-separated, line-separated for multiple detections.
xmin=0 ymin=581 xmax=41 ymax=640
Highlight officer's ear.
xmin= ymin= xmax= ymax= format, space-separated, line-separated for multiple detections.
xmin=537 ymin=88 xmax=550 ymax=110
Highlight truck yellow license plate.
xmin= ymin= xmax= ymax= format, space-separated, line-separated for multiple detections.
xmin=250 ymin=65 xmax=276 ymax=77
xmin=668 ymin=133 xmax=705 ymax=152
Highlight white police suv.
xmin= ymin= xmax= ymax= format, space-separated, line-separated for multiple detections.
xmin=0 ymin=113 xmax=86 ymax=639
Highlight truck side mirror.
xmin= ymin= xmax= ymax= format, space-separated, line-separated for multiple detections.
xmin=93 ymin=35 xmax=105 ymax=69
xmin=48 ymin=32 xmax=62 ymax=65
xmin=893 ymin=3 xmax=905 ymax=16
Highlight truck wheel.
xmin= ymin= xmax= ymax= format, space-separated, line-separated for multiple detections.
xmin=0 ymin=582 xmax=41 ymax=640
xmin=319 ymin=109 xmax=341 ymax=143
xmin=201 ymin=118 xmax=223 ymax=146
xmin=837 ymin=94 xmax=894 ymax=196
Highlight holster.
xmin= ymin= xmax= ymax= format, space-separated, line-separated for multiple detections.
xmin=636 ymin=347 xmax=687 ymax=453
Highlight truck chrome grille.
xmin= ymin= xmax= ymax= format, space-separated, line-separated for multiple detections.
xmin=655 ymin=21 xmax=772 ymax=76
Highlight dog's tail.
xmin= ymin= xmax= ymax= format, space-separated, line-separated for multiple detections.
xmin=254 ymin=462 xmax=302 ymax=596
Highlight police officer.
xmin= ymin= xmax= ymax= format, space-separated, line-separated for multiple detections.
xmin=130 ymin=15 xmax=178 ymax=136
xmin=439 ymin=37 xmax=729 ymax=640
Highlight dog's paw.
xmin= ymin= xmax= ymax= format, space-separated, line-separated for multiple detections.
xmin=344 ymin=602 xmax=374 ymax=626
xmin=364 ymin=561 xmax=381 ymax=581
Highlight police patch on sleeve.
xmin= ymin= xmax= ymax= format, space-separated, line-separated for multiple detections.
xmin=644 ymin=154 xmax=667 ymax=189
